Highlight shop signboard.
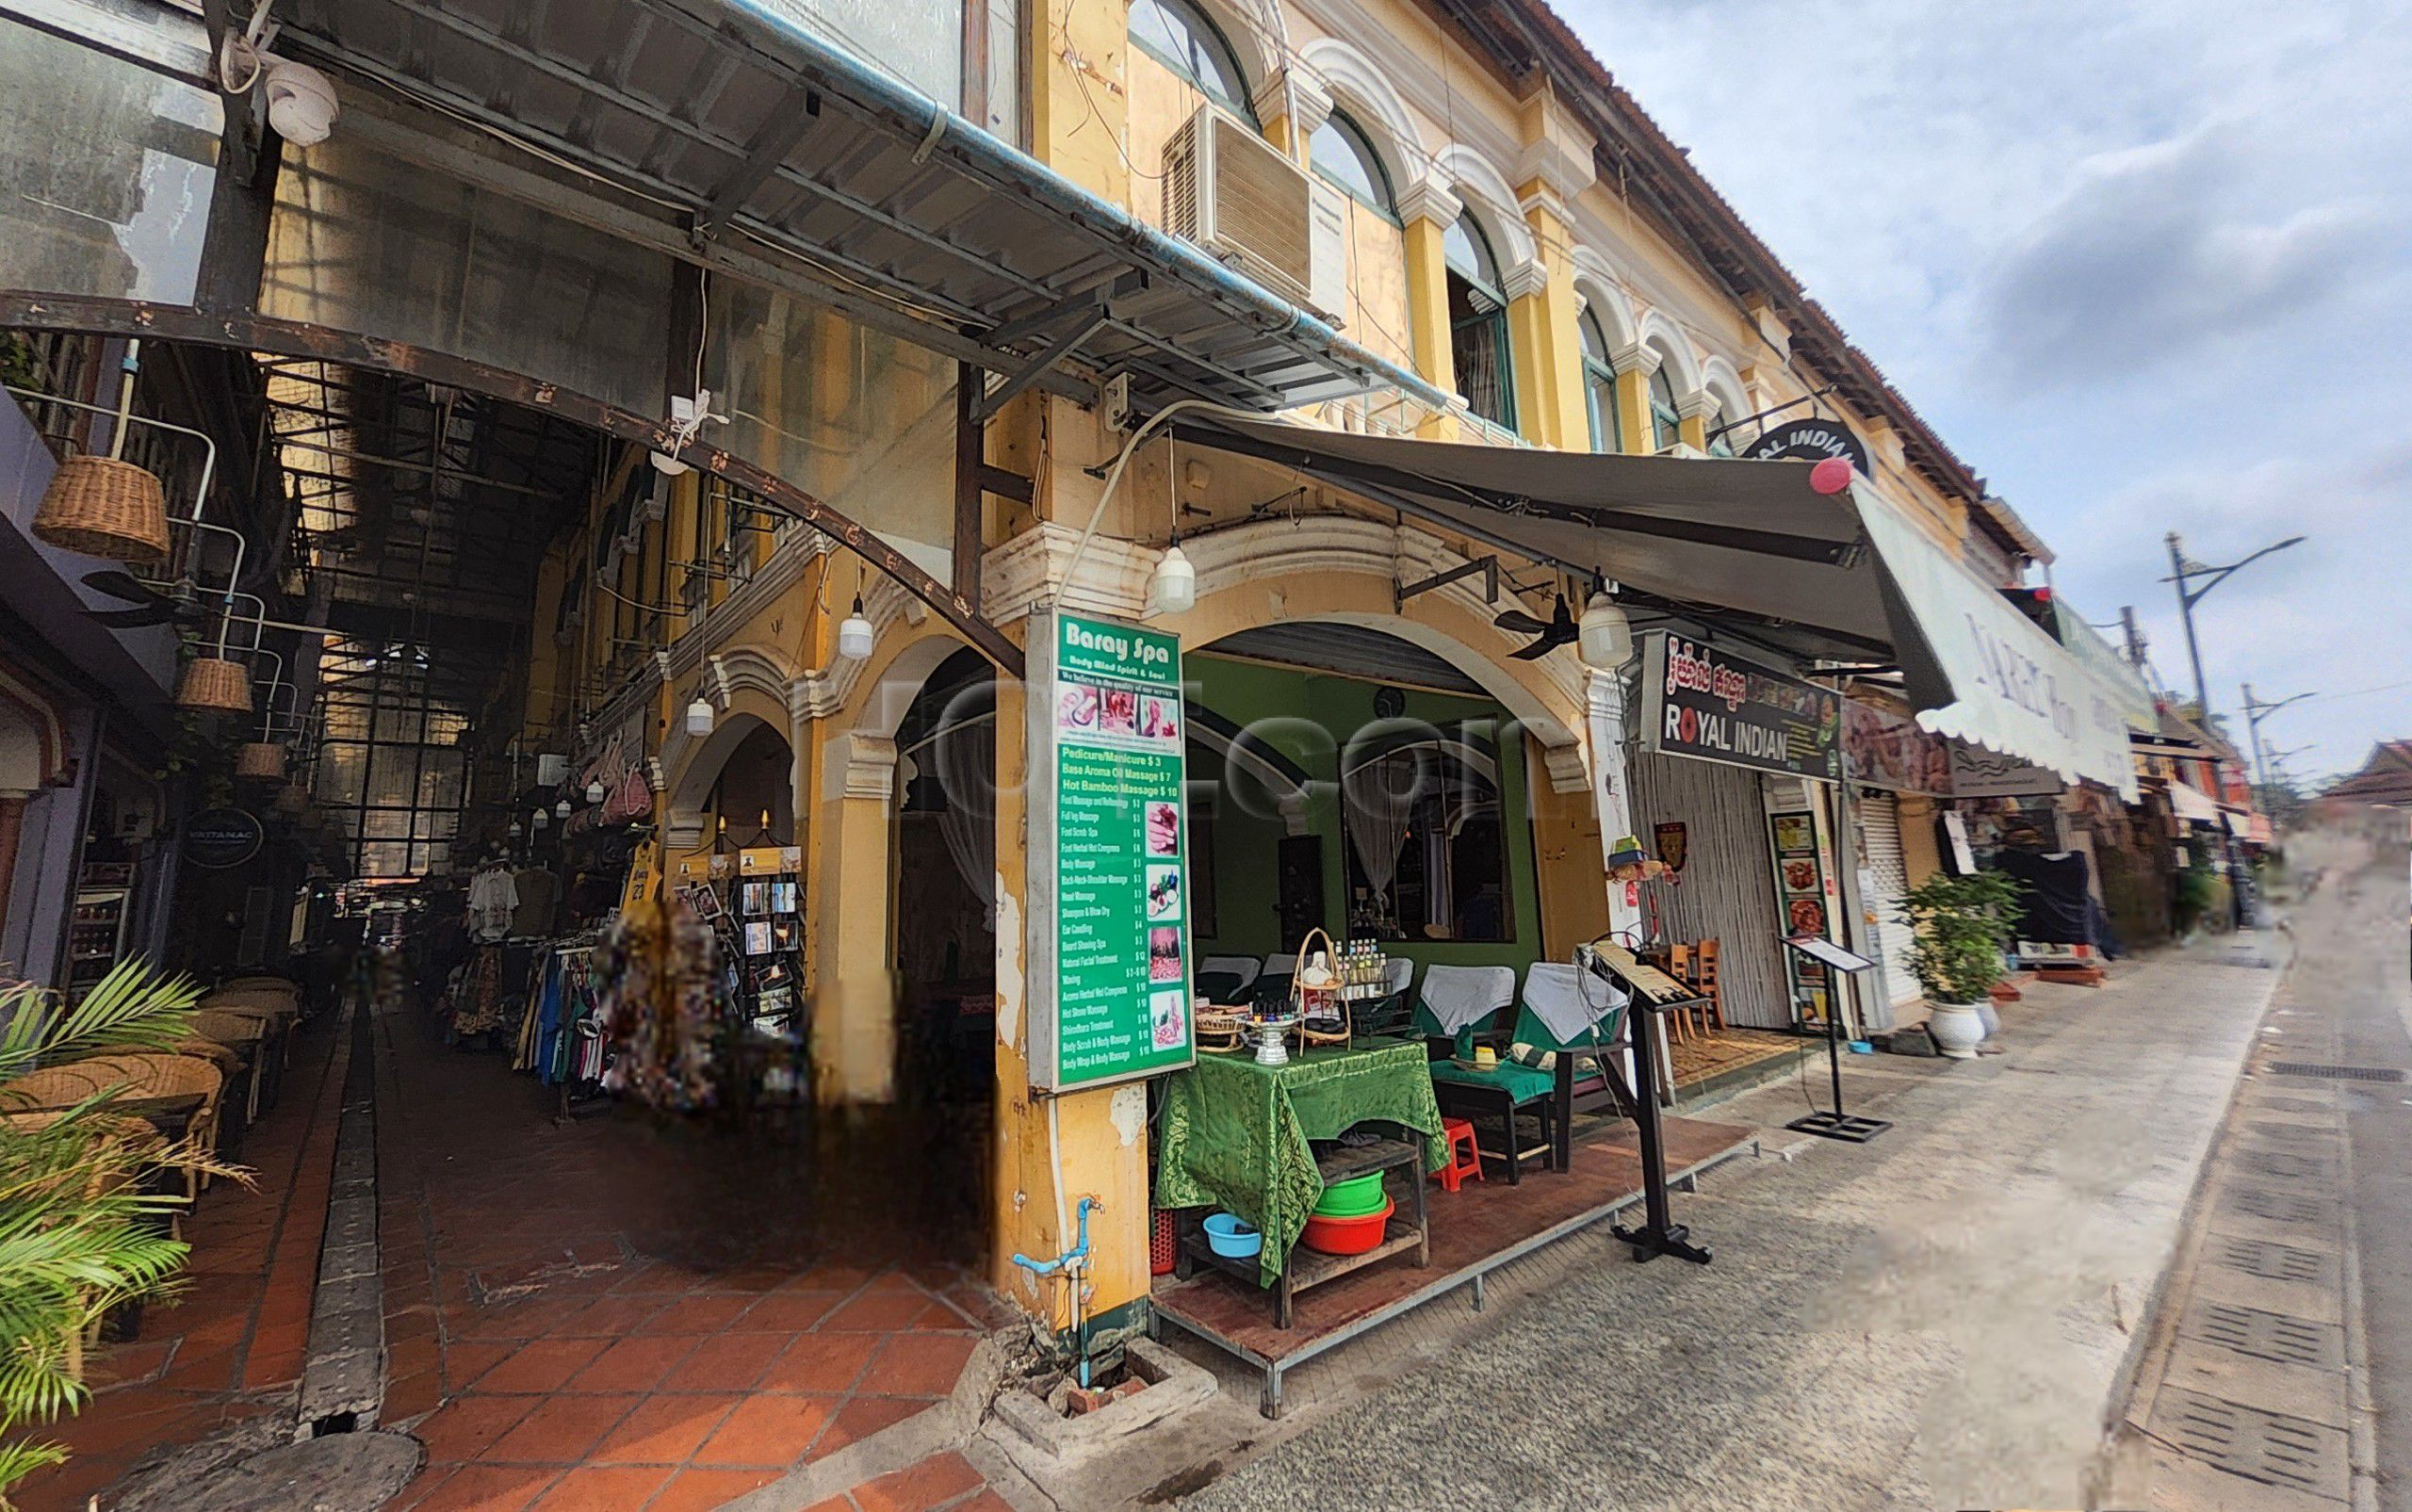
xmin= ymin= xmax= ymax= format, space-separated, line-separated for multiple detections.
xmin=1842 ymin=699 xmax=1950 ymax=794
xmin=1744 ymin=417 xmax=1872 ymax=476
xmin=1639 ymin=631 xmax=1841 ymax=783
xmin=1948 ymin=742 xmax=2065 ymax=798
xmin=1028 ymin=610 xmax=1196 ymax=1092
xmin=183 ymin=807 xmax=264 ymax=870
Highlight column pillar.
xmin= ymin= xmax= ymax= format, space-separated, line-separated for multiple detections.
xmin=1396 ymin=181 xmax=1463 ymax=437
xmin=1252 ymin=67 xmax=1329 ymax=162
xmin=1030 ymin=0 xmax=1131 ymax=200
xmin=1676 ymin=391 xmax=1715 ymax=453
xmin=1610 ymin=342 xmax=1660 ymax=456
xmin=1511 ymin=87 xmax=1598 ymax=450
xmin=811 ymin=729 xmax=898 ymax=1103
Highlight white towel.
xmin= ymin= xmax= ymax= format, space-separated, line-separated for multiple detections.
xmin=1523 ymin=961 xmax=1622 ymax=1046
xmin=1420 ymin=964 xmax=1515 ymax=1035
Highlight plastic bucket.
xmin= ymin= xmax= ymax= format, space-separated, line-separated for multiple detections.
xmin=1312 ymin=1171 xmax=1389 ymax=1217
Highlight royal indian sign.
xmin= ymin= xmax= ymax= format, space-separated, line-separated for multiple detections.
xmin=1026 ymin=610 xmax=1197 ymax=1092
xmin=1639 ymin=631 xmax=1841 ymax=782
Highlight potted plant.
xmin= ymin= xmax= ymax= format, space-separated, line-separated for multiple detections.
xmin=1899 ymin=871 xmax=2022 ymax=1060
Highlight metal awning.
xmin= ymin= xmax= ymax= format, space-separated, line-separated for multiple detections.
xmin=2168 ymin=781 xmax=2221 ymax=824
xmin=1181 ymin=414 xmax=2141 ymax=798
xmin=269 ymin=0 xmax=1456 ymax=418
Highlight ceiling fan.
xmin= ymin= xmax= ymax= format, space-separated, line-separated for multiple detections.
xmin=1494 ymin=591 xmax=1578 ymax=660
xmin=79 ymin=569 xmax=209 ymax=629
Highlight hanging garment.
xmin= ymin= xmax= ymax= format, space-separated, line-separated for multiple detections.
xmin=466 ymin=867 xmax=520 ymax=941
xmin=451 ymin=944 xmax=507 ymax=1036
xmin=511 ymin=869 xmax=561 ymax=938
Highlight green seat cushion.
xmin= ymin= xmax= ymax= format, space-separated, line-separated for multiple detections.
xmin=1427 ymin=1058 xmax=1553 ymax=1103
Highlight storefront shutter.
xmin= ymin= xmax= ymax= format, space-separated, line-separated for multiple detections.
xmin=1858 ymin=793 xmax=1921 ymax=1009
xmin=1627 ymin=751 xmax=1791 ymax=1030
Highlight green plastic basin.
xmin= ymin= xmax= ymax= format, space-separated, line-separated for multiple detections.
xmin=1313 ymin=1171 xmax=1389 ymax=1217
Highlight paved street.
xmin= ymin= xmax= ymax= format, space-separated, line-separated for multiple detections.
xmin=1167 ymin=886 xmax=2308 ymax=1510
xmin=2110 ymin=824 xmax=2410 ymax=1508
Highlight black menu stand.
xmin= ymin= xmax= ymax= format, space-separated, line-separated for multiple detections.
xmin=1581 ymin=942 xmax=1712 ymax=1266
xmin=1782 ymin=934 xmax=1889 ymax=1144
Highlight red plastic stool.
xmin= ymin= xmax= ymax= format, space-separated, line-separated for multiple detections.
xmin=1432 ymin=1117 xmax=1483 ymax=1192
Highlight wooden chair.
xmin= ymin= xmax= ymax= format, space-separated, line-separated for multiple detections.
xmin=201 ymin=992 xmax=298 ymax=1075
xmin=189 ymin=1009 xmax=273 ymax=1119
xmin=63 ymin=1054 xmax=226 ymax=1198
xmin=1663 ymin=944 xmax=1694 ymax=1044
xmin=1 ymin=1106 xmax=170 ymax=1365
xmin=1692 ymin=939 xmax=1726 ymax=1034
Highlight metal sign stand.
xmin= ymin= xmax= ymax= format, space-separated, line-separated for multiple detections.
xmin=1581 ymin=943 xmax=1712 ymax=1266
xmin=1783 ymin=935 xmax=1890 ymax=1143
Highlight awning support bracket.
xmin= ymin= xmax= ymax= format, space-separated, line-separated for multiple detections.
xmin=692 ymin=87 xmax=823 ymax=244
xmin=1395 ymin=556 xmax=1498 ymax=610
xmin=969 ymin=278 xmax=1146 ymax=423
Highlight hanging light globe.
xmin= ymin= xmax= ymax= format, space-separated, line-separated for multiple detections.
xmin=836 ymin=596 xmax=874 ymax=660
xmin=1150 ymin=543 xmax=1197 ymax=615
xmin=1578 ymin=592 xmax=1631 ymax=670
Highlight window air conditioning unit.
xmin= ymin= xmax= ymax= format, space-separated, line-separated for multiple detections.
xmin=1163 ymin=104 xmax=1347 ymax=323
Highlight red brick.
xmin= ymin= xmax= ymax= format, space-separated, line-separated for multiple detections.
xmin=480 ymin=1392 xmax=642 ymax=1465
xmin=586 ymin=1391 xmax=742 ymax=1465
xmin=692 ymin=1393 xmax=839 ymax=1469
xmin=564 ymin=1335 xmax=698 ymax=1393
xmin=443 ymin=1341 xmax=516 ymax=1391
xmin=643 ymin=1468 xmax=785 ymax=1512
xmin=398 ymin=1462 xmax=557 ymax=1512
xmin=852 ymin=1452 xmax=986 ymax=1512
xmin=384 ymin=1368 xmax=447 ymax=1424
xmin=523 ymin=1465 xmax=674 ymax=1511
xmin=416 ymin=1394 xmax=538 ymax=1464
xmin=472 ymin=1338 xmax=611 ymax=1393
xmin=807 ymin=1395 xmax=927 ymax=1460
xmin=756 ymin=1332 xmax=879 ymax=1394
xmin=657 ymin=1331 xmax=787 ymax=1392
xmin=634 ymin=1294 xmax=755 ymax=1335
xmin=548 ymin=1295 xmax=664 ymax=1337
xmin=728 ymin=1292 xmax=845 ymax=1333
xmin=858 ymin=1333 xmax=976 ymax=1398
xmin=819 ymin=1291 xmax=929 ymax=1332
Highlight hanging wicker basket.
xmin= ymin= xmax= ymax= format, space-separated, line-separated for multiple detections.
xmin=176 ymin=657 xmax=253 ymax=715
xmin=32 ymin=455 xmax=171 ymax=564
xmin=234 ymin=741 xmax=285 ymax=780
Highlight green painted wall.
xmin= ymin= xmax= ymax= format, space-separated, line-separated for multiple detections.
xmin=1187 ymin=653 xmax=1544 ymax=976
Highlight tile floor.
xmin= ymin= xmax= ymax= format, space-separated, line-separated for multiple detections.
xmin=13 ymin=1013 xmax=350 ymax=1512
xmin=371 ymin=992 xmax=1009 ymax=1510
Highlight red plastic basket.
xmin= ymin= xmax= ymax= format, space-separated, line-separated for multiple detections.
xmin=1150 ymin=1209 xmax=1179 ymax=1275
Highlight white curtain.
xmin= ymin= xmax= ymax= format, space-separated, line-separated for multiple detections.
xmin=1343 ymin=751 xmax=1420 ymax=906
xmin=933 ymin=718 xmax=996 ymax=928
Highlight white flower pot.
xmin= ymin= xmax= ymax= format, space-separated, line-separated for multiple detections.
xmin=1929 ymin=1000 xmax=1987 ymax=1061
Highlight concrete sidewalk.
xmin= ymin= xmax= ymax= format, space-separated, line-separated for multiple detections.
xmin=1160 ymin=935 xmax=2289 ymax=1511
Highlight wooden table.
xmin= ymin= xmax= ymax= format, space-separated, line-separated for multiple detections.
xmin=1179 ymin=1137 xmax=1429 ymax=1328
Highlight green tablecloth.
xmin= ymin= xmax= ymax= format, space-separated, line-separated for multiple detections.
xmin=1156 ymin=1036 xmax=1446 ymax=1286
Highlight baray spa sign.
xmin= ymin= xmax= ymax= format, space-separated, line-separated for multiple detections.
xmin=1639 ymin=631 xmax=1841 ymax=783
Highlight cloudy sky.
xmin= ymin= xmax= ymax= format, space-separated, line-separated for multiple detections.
xmin=1562 ymin=0 xmax=2412 ymax=789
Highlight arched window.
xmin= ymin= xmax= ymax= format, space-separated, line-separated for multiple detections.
xmin=1129 ymin=0 xmax=1254 ymax=119
xmin=1443 ymin=211 xmax=1515 ymax=431
xmin=1648 ymin=365 xmax=1681 ymax=451
xmin=1310 ymin=109 xmax=1394 ymax=218
xmin=1580 ymin=310 xmax=1621 ymax=453
xmin=1703 ymin=399 xmax=1736 ymax=457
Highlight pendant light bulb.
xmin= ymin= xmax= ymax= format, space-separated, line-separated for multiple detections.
xmin=555 ymin=797 xmax=572 ymax=819
xmin=1578 ymin=590 xmax=1631 ymax=671
xmin=530 ymin=807 xmax=548 ymax=831
xmin=837 ymin=595 xmax=874 ymax=661
xmin=1150 ymin=542 xmax=1197 ymax=615
xmin=685 ymin=696 xmax=715 ymax=737
xmin=585 ymin=778 xmax=606 ymax=805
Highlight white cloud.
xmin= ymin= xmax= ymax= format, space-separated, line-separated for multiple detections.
xmin=1556 ymin=0 xmax=2412 ymax=781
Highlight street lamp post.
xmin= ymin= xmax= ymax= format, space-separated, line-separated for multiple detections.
xmin=2162 ymin=532 xmax=2306 ymax=719
xmin=2241 ymin=683 xmax=2314 ymax=801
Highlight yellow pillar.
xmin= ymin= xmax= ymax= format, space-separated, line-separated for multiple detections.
xmin=987 ymin=646 xmax=1153 ymax=1336
xmin=1613 ymin=366 xmax=1654 ymax=455
xmin=1678 ymin=410 xmax=1709 ymax=452
xmin=1509 ymin=191 xmax=1590 ymax=452
xmin=1397 ymin=184 xmax=1462 ymax=437
xmin=809 ymin=727 xmax=899 ymax=1103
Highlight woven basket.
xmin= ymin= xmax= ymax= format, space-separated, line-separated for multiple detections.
xmin=176 ymin=656 xmax=253 ymax=715
xmin=234 ymin=741 xmax=285 ymax=780
xmin=272 ymin=783 xmax=308 ymax=815
xmin=32 ymin=454 xmax=171 ymax=564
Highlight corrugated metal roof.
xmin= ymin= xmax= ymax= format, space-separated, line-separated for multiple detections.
xmin=273 ymin=0 xmax=1454 ymax=418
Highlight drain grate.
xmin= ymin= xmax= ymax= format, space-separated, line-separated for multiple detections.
xmin=2237 ymin=1148 xmax=2334 ymax=1181
xmin=2186 ymin=1303 xmax=2343 ymax=1369
xmin=2228 ymin=1187 xmax=2333 ymax=1226
xmin=2152 ymin=1389 xmax=2346 ymax=1495
xmin=2268 ymin=1061 xmax=2406 ymax=1082
xmin=2210 ymin=1236 xmax=2335 ymax=1287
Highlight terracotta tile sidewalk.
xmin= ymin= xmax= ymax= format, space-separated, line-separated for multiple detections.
xmin=12 ymin=1016 xmax=350 ymax=1512
xmin=373 ymin=996 xmax=1008 ymax=1511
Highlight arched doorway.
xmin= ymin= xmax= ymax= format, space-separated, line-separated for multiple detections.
xmin=705 ymin=722 xmax=797 ymax=850
xmin=890 ymin=647 xmax=997 ymax=1108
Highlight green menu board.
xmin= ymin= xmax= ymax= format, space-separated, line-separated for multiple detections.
xmin=1029 ymin=610 xmax=1196 ymax=1091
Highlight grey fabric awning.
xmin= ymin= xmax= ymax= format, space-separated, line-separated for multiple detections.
xmin=1177 ymin=414 xmax=1936 ymax=685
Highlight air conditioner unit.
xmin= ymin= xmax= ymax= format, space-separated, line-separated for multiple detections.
xmin=1163 ymin=104 xmax=1348 ymax=324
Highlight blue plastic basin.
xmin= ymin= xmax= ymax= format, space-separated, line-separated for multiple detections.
xmin=1202 ymin=1211 xmax=1263 ymax=1260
